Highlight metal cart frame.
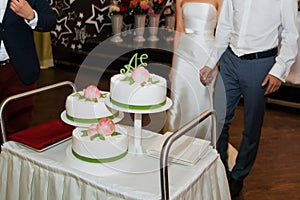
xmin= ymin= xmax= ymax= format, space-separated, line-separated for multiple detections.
xmin=0 ymin=81 xmax=77 ymax=144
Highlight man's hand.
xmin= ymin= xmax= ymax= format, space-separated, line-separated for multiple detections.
xmin=10 ymin=0 xmax=35 ymax=21
xmin=200 ymin=66 xmax=217 ymax=86
xmin=261 ymin=74 xmax=282 ymax=95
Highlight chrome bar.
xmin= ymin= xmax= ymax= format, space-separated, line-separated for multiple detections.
xmin=160 ymin=108 xmax=217 ymax=199
xmin=0 ymin=81 xmax=77 ymax=144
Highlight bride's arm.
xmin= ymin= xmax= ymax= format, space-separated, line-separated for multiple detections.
xmin=175 ymin=0 xmax=183 ymax=33
xmin=216 ymin=0 xmax=223 ymax=20
xmin=172 ymin=0 xmax=183 ymax=53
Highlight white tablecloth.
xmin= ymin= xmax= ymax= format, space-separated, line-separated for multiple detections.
xmin=0 ymin=128 xmax=230 ymax=200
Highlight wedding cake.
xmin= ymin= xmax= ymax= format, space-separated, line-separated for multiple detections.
xmin=72 ymin=118 xmax=128 ymax=163
xmin=110 ymin=53 xmax=167 ymax=110
xmin=65 ymin=85 xmax=118 ymax=124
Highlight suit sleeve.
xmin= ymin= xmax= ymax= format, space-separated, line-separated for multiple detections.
xmin=29 ymin=0 xmax=57 ymax=31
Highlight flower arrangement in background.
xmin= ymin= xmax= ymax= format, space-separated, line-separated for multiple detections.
xmin=109 ymin=0 xmax=130 ymax=15
xmin=129 ymin=0 xmax=151 ymax=15
xmin=148 ymin=0 xmax=165 ymax=14
xmin=163 ymin=0 xmax=175 ymax=16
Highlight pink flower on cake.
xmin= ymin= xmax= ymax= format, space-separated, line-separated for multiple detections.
xmin=83 ymin=85 xmax=101 ymax=100
xmin=87 ymin=124 xmax=98 ymax=136
xmin=96 ymin=118 xmax=115 ymax=136
xmin=131 ymin=66 xmax=150 ymax=83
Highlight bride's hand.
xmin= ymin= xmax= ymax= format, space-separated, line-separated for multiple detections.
xmin=200 ymin=66 xmax=213 ymax=85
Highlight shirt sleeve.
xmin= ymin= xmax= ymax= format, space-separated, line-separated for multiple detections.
xmin=269 ymin=0 xmax=299 ymax=82
xmin=24 ymin=10 xmax=38 ymax=29
xmin=205 ymin=0 xmax=233 ymax=69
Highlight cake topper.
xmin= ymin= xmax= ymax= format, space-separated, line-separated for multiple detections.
xmin=120 ymin=53 xmax=148 ymax=74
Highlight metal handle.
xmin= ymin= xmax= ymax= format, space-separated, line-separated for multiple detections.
xmin=0 ymin=81 xmax=77 ymax=144
xmin=160 ymin=108 xmax=217 ymax=199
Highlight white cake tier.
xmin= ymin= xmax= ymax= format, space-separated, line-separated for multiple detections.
xmin=72 ymin=126 xmax=128 ymax=163
xmin=65 ymin=91 xmax=118 ymax=124
xmin=110 ymin=73 xmax=167 ymax=110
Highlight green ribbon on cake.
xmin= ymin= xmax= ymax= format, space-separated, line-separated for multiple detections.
xmin=72 ymin=149 xmax=128 ymax=163
xmin=110 ymin=98 xmax=166 ymax=110
xmin=66 ymin=111 xmax=119 ymax=124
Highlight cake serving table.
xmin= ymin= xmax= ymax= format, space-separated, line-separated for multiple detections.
xmin=0 ymin=136 xmax=231 ymax=200
xmin=105 ymin=95 xmax=172 ymax=154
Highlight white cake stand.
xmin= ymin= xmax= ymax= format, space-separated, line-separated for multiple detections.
xmin=105 ymin=95 xmax=172 ymax=155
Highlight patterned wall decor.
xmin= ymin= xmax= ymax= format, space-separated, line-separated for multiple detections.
xmin=48 ymin=0 xmax=175 ymax=67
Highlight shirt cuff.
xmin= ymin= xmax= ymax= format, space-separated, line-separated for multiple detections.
xmin=24 ymin=10 xmax=38 ymax=29
xmin=268 ymin=62 xmax=288 ymax=83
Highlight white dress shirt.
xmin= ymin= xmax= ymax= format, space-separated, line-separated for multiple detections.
xmin=206 ymin=0 xmax=299 ymax=82
xmin=0 ymin=0 xmax=38 ymax=61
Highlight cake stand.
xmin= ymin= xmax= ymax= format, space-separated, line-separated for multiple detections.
xmin=105 ymin=95 xmax=172 ymax=155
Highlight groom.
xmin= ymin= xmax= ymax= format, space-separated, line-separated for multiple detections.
xmin=200 ymin=0 xmax=299 ymax=197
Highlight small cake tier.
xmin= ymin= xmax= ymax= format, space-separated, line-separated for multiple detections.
xmin=110 ymin=74 xmax=167 ymax=110
xmin=66 ymin=91 xmax=118 ymax=124
xmin=72 ymin=127 xmax=128 ymax=163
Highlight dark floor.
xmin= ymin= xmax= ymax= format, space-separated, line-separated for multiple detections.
xmin=28 ymin=66 xmax=300 ymax=199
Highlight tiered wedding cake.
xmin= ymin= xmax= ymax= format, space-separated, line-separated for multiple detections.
xmin=110 ymin=53 xmax=167 ymax=110
xmin=72 ymin=118 xmax=128 ymax=163
xmin=65 ymin=53 xmax=168 ymax=165
xmin=65 ymin=85 xmax=118 ymax=124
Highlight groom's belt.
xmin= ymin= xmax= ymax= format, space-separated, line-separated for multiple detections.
xmin=228 ymin=46 xmax=278 ymax=60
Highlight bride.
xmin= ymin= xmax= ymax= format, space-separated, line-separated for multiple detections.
xmin=165 ymin=0 xmax=223 ymax=138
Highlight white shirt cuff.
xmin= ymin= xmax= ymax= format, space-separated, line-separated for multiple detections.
xmin=24 ymin=10 xmax=38 ymax=29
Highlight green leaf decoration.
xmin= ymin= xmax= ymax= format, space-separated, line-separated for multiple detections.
xmin=90 ymin=133 xmax=105 ymax=141
xmin=92 ymin=98 xmax=98 ymax=103
xmin=73 ymin=93 xmax=84 ymax=100
xmin=81 ymin=130 xmax=88 ymax=137
xmin=121 ymin=76 xmax=135 ymax=85
xmin=148 ymin=77 xmax=160 ymax=84
xmin=121 ymin=76 xmax=131 ymax=82
xmin=140 ymin=82 xmax=146 ymax=87
xmin=129 ymin=77 xmax=135 ymax=85
xmin=111 ymin=132 xmax=121 ymax=136
xmin=101 ymin=93 xmax=108 ymax=98
xmin=73 ymin=92 xmax=101 ymax=102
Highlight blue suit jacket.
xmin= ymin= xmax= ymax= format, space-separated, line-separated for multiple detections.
xmin=1 ymin=0 xmax=57 ymax=84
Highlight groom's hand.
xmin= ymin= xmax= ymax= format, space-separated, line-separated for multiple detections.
xmin=261 ymin=74 xmax=282 ymax=95
xmin=10 ymin=0 xmax=35 ymax=21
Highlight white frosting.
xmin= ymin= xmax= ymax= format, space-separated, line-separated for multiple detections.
xmin=66 ymin=91 xmax=117 ymax=119
xmin=72 ymin=126 xmax=128 ymax=160
xmin=110 ymin=73 xmax=167 ymax=106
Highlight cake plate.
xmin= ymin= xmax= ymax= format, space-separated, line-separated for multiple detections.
xmin=60 ymin=110 xmax=124 ymax=128
xmin=105 ymin=95 xmax=172 ymax=155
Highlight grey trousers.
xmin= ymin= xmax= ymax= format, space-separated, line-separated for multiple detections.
xmin=218 ymin=48 xmax=276 ymax=181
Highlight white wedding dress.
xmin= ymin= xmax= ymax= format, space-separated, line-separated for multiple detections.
xmin=165 ymin=2 xmax=217 ymax=138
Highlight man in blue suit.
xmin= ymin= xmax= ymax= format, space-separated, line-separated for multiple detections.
xmin=200 ymin=0 xmax=298 ymax=197
xmin=0 ymin=0 xmax=57 ymax=134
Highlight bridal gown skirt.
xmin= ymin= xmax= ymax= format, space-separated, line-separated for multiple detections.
xmin=166 ymin=34 xmax=213 ymax=139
